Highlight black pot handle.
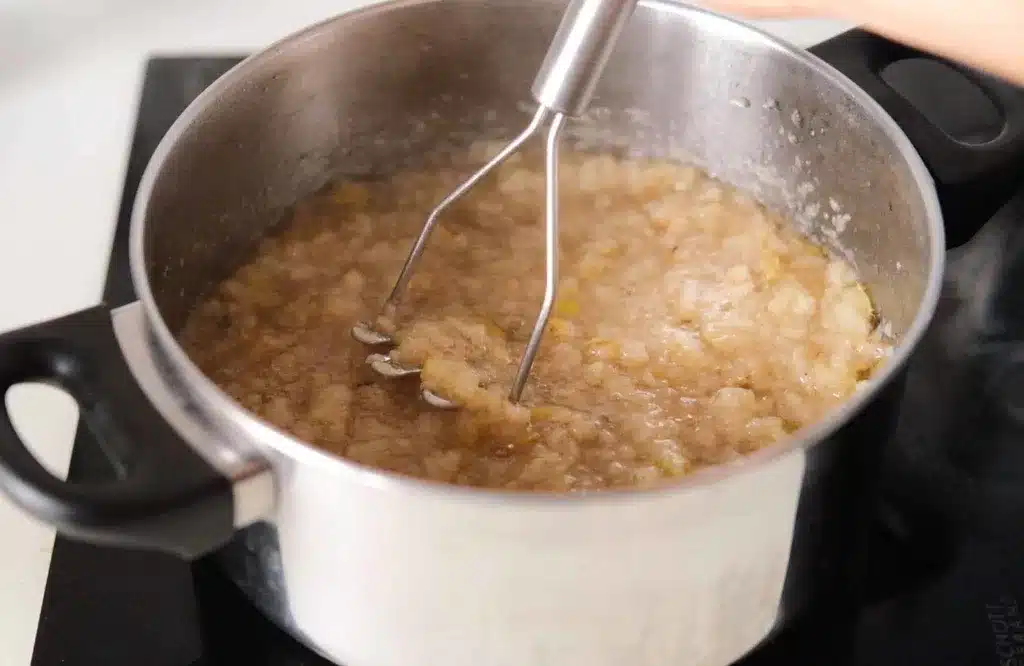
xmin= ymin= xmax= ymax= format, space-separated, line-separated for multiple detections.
xmin=0 ymin=304 xmax=236 ymax=558
xmin=810 ymin=28 xmax=1024 ymax=247
xmin=809 ymin=29 xmax=1024 ymax=603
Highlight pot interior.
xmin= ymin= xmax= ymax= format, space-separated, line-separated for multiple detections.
xmin=138 ymin=0 xmax=936 ymax=345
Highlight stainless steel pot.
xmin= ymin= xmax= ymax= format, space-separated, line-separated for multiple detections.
xmin=1 ymin=3 xmax=1023 ymax=666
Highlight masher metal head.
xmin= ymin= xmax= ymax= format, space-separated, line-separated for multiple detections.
xmin=352 ymin=0 xmax=638 ymax=409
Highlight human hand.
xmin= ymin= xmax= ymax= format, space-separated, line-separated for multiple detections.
xmin=694 ymin=0 xmax=822 ymax=19
xmin=698 ymin=0 xmax=1024 ymax=87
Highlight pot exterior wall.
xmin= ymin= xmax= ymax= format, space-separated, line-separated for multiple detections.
xmin=215 ymin=376 xmax=902 ymax=666
xmin=220 ymin=447 xmax=805 ymax=666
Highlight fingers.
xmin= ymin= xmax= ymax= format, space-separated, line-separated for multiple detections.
xmin=692 ymin=0 xmax=824 ymax=19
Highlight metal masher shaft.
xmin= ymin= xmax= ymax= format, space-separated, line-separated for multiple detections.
xmin=508 ymin=0 xmax=638 ymax=400
xmin=377 ymin=0 xmax=639 ymax=318
xmin=354 ymin=0 xmax=640 ymax=407
xmin=509 ymin=112 xmax=567 ymax=402
xmin=377 ymin=108 xmax=552 ymax=317
xmin=531 ymin=0 xmax=638 ymax=116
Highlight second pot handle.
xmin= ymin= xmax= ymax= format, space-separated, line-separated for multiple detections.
xmin=0 ymin=303 xmax=262 ymax=559
xmin=810 ymin=28 xmax=1024 ymax=247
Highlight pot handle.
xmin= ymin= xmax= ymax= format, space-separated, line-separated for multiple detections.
xmin=810 ymin=28 xmax=1024 ymax=247
xmin=0 ymin=303 xmax=264 ymax=559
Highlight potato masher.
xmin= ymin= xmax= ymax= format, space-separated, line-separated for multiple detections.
xmin=352 ymin=0 xmax=638 ymax=409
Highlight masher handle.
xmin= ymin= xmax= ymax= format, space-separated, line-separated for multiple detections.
xmin=530 ymin=0 xmax=638 ymax=117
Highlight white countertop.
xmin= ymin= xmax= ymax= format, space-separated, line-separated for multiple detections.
xmin=0 ymin=3 xmax=847 ymax=664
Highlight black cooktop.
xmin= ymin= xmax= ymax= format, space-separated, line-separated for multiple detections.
xmin=28 ymin=56 xmax=1024 ymax=666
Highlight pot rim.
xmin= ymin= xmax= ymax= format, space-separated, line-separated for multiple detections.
xmin=128 ymin=0 xmax=945 ymax=505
